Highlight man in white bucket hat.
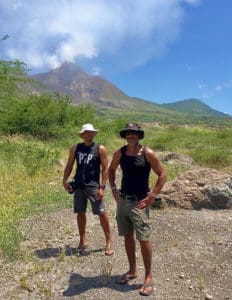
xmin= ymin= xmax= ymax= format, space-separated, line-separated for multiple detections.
xmin=63 ymin=123 xmax=113 ymax=255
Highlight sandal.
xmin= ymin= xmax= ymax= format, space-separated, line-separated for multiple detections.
xmin=116 ymin=273 xmax=137 ymax=285
xmin=139 ymin=283 xmax=153 ymax=296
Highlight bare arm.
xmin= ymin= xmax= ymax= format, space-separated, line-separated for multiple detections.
xmin=96 ymin=145 xmax=108 ymax=199
xmin=108 ymin=149 xmax=121 ymax=202
xmin=63 ymin=144 xmax=77 ymax=193
xmin=146 ymin=147 xmax=167 ymax=197
xmin=99 ymin=145 xmax=108 ymax=187
xmin=136 ymin=147 xmax=167 ymax=209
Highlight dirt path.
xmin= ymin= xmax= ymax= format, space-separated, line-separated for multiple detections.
xmin=0 ymin=201 xmax=232 ymax=299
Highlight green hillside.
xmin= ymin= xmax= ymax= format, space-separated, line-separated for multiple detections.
xmin=2 ymin=60 xmax=232 ymax=128
xmin=162 ymin=98 xmax=229 ymax=117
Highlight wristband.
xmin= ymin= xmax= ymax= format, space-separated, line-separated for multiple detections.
xmin=99 ymin=185 xmax=106 ymax=190
xmin=111 ymin=186 xmax=117 ymax=191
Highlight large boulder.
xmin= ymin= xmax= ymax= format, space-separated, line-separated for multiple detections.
xmin=203 ymin=178 xmax=232 ymax=209
xmin=160 ymin=168 xmax=231 ymax=210
xmin=162 ymin=152 xmax=195 ymax=166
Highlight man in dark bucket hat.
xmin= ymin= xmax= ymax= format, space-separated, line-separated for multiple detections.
xmin=119 ymin=123 xmax=144 ymax=139
xmin=109 ymin=122 xmax=166 ymax=296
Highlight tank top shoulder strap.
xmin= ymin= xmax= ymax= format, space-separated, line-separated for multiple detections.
xmin=75 ymin=143 xmax=81 ymax=154
xmin=120 ymin=145 xmax=127 ymax=155
xmin=93 ymin=142 xmax=99 ymax=151
xmin=142 ymin=146 xmax=149 ymax=163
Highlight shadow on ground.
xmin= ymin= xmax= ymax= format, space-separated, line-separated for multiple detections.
xmin=63 ymin=273 xmax=141 ymax=297
xmin=34 ymin=245 xmax=104 ymax=259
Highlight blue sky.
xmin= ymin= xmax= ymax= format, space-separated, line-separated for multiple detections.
xmin=0 ymin=0 xmax=231 ymax=116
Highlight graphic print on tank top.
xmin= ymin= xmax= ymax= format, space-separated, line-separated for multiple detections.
xmin=74 ymin=143 xmax=100 ymax=187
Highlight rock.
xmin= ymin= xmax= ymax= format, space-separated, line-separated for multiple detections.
xmin=225 ymin=177 xmax=232 ymax=188
xmin=205 ymin=292 xmax=213 ymax=299
xmin=160 ymin=168 xmax=231 ymax=210
xmin=203 ymin=178 xmax=232 ymax=209
xmin=162 ymin=152 xmax=195 ymax=166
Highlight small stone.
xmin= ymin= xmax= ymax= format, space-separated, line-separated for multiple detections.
xmin=205 ymin=293 xmax=213 ymax=300
xmin=189 ymin=285 xmax=193 ymax=290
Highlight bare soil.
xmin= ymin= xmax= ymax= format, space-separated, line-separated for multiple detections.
xmin=0 ymin=200 xmax=232 ymax=300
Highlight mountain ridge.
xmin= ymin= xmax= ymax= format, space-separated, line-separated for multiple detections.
xmin=32 ymin=62 xmax=130 ymax=108
xmin=162 ymin=98 xmax=229 ymax=117
xmin=31 ymin=62 xmax=231 ymax=119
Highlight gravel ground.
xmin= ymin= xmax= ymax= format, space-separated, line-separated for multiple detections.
xmin=0 ymin=201 xmax=232 ymax=300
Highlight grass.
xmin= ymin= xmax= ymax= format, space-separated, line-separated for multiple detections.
xmin=0 ymin=136 xmax=71 ymax=260
xmin=198 ymin=272 xmax=207 ymax=290
xmin=100 ymin=261 xmax=113 ymax=286
xmin=145 ymin=125 xmax=232 ymax=169
xmin=0 ymin=124 xmax=231 ymax=260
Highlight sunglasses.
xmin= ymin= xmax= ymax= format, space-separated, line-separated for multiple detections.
xmin=125 ymin=130 xmax=139 ymax=135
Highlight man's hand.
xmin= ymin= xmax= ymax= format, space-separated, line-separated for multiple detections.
xmin=136 ymin=194 xmax=155 ymax=209
xmin=63 ymin=181 xmax=73 ymax=194
xmin=97 ymin=187 xmax=104 ymax=200
xmin=112 ymin=189 xmax=120 ymax=203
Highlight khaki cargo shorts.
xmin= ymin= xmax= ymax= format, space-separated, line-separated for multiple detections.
xmin=116 ymin=196 xmax=151 ymax=241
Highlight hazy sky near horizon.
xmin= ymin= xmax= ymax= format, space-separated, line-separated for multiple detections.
xmin=0 ymin=0 xmax=232 ymax=115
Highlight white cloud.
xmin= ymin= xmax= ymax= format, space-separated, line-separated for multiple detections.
xmin=214 ymin=80 xmax=232 ymax=92
xmin=0 ymin=0 xmax=200 ymax=72
xmin=198 ymin=82 xmax=207 ymax=89
xmin=92 ymin=66 xmax=101 ymax=76
xmin=215 ymin=84 xmax=222 ymax=91
xmin=184 ymin=0 xmax=201 ymax=4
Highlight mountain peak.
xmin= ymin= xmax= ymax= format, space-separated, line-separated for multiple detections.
xmin=31 ymin=64 xmax=231 ymax=120
xmin=52 ymin=62 xmax=85 ymax=74
xmin=31 ymin=62 xmax=129 ymax=106
xmin=162 ymin=98 xmax=228 ymax=117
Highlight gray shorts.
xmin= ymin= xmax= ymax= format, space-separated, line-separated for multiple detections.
xmin=73 ymin=187 xmax=105 ymax=215
xmin=116 ymin=196 xmax=151 ymax=241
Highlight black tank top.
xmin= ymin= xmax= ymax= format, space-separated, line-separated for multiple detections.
xmin=74 ymin=142 xmax=100 ymax=188
xmin=120 ymin=145 xmax=151 ymax=196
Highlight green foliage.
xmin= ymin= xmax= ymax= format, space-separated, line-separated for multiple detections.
xmin=0 ymin=60 xmax=28 ymax=103
xmin=0 ymin=137 xmax=71 ymax=259
xmin=190 ymin=148 xmax=231 ymax=168
xmin=164 ymin=163 xmax=189 ymax=181
xmin=162 ymin=98 xmax=227 ymax=116
xmin=0 ymin=221 xmax=23 ymax=260
xmin=0 ymin=92 xmax=96 ymax=138
xmin=0 ymin=59 xmax=96 ymax=138
xmin=147 ymin=126 xmax=232 ymax=169
xmin=0 ymin=138 xmax=60 ymax=176
xmin=94 ymin=118 xmax=128 ymax=144
xmin=103 ymin=108 xmax=232 ymax=127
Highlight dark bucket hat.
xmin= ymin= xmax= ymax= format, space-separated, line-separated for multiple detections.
xmin=119 ymin=123 xmax=144 ymax=139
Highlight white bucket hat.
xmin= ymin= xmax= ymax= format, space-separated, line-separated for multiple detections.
xmin=78 ymin=123 xmax=99 ymax=136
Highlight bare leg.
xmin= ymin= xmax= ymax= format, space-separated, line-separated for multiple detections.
xmin=139 ymin=240 xmax=153 ymax=295
xmin=124 ymin=231 xmax=137 ymax=276
xmin=99 ymin=213 xmax=113 ymax=255
xmin=77 ymin=212 xmax=87 ymax=249
xmin=115 ymin=231 xmax=137 ymax=284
